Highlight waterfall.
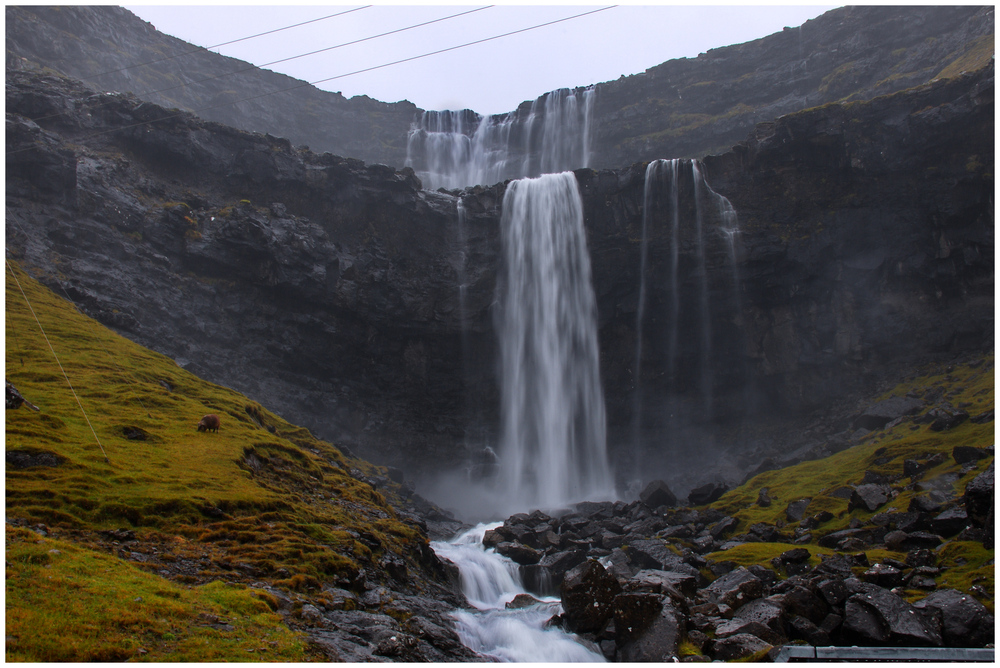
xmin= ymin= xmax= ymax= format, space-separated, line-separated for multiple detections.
xmin=431 ymin=524 xmax=604 ymax=662
xmin=692 ymin=161 xmax=715 ymax=418
xmin=631 ymin=159 xmax=744 ymax=479
xmin=495 ymin=172 xmax=613 ymax=512
xmin=405 ymin=87 xmax=596 ymax=191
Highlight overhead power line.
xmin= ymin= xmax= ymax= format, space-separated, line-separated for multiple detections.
xmin=26 ymin=6 xmax=493 ymax=126
xmin=7 ymin=6 xmax=616 ymax=155
xmin=82 ymin=5 xmax=372 ymax=82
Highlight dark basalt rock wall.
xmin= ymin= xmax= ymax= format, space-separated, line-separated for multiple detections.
xmin=6 ymin=6 xmax=993 ymax=173
xmin=5 ymin=64 xmax=993 ymax=492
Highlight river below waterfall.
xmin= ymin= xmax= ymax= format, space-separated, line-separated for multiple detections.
xmin=431 ymin=524 xmax=605 ymax=662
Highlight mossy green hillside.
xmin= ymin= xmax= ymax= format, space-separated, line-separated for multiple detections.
xmin=707 ymin=354 xmax=993 ymax=609
xmin=6 ymin=261 xmax=427 ymax=660
xmin=6 ymin=525 xmax=307 ymax=662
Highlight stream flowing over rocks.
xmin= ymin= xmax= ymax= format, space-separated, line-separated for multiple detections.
xmin=426 ymin=472 xmax=994 ymax=662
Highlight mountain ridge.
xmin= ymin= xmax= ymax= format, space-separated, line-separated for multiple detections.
xmin=6 ymin=5 xmax=993 ymax=172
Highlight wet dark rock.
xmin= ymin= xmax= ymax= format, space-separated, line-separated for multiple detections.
xmin=773 ymin=548 xmax=811 ymax=567
xmin=702 ymin=567 xmax=764 ymax=610
xmin=862 ymin=563 xmax=904 ymax=589
xmin=784 ymin=499 xmax=812 ymax=522
xmin=929 ymin=507 xmax=969 ymax=537
xmin=963 ymin=462 xmax=994 ymax=529
xmin=733 ymin=597 xmax=786 ymax=636
xmin=789 ymin=614 xmax=829 ymax=645
xmin=927 ymin=405 xmax=971 ymax=431
xmin=912 ymin=588 xmax=995 ymax=648
xmin=970 ymin=410 xmax=994 ymax=424
xmin=714 ymin=617 xmax=785 ymax=645
xmin=495 ymin=542 xmax=541 ymax=566
xmin=626 ymin=569 xmax=700 ymax=600
xmin=816 ymin=579 xmax=850 ymax=607
xmin=614 ymin=596 xmax=685 ymax=662
xmin=6 ymin=449 xmax=66 ymax=469
xmin=849 ymin=484 xmax=892 ymax=512
xmin=687 ymin=483 xmax=728 ymax=506
xmin=843 ymin=583 xmax=942 ymax=647
xmin=903 ymin=459 xmax=925 ymax=477
xmin=560 ymin=559 xmax=623 ymax=634
xmin=909 ymin=491 xmax=949 ymax=514
xmin=709 ymin=633 xmax=773 ymax=661
xmin=772 ymin=583 xmax=830 ymax=625
xmin=854 ymin=396 xmax=924 ymax=431
xmin=756 ymin=487 xmax=772 ymax=507
xmin=639 ymin=480 xmax=678 ymax=509
xmin=708 ymin=516 xmax=738 ymax=539
xmin=626 ymin=540 xmax=698 ymax=576
xmin=953 ymin=446 xmax=989 ymax=465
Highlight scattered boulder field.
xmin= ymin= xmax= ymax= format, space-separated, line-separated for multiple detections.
xmin=454 ymin=356 xmax=994 ymax=661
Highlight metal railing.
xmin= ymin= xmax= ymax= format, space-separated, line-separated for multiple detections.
xmin=774 ymin=646 xmax=995 ymax=662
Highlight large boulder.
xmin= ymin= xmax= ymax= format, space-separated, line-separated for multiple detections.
xmin=854 ymin=396 xmax=924 ymax=431
xmin=963 ymin=462 xmax=994 ymax=528
xmin=560 ymin=559 xmax=623 ymax=634
xmin=639 ymin=480 xmax=678 ymax=509
xmin=613 ymin=593 xmax=685 ymax=662
xmin=927 ymin=405 xmax=971 ymax=431
xmin=687 ymin=483 xmax=728 ymax=506
xmin=849 ymin=484 xmax=892 ymax=512
xmin=626 ymin=569 xmax=699 ymax=599
xmin=702 ymin=567 xmax=765 ymax=610
xmin=842 ymin=583 xmax=942 ymax=647
xmin=733 ymin=597 xmax=787 ymax=637
xmin=626 ymin=539 xmax=698 ymax=576
xmin=912 ymin=588 xmax=995 ymax=647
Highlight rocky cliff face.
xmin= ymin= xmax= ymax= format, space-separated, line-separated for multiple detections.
xmin=6 ymin=62 xmax=993 ymax=496
xmin=6 ymin=5 xmax=993 ymax=173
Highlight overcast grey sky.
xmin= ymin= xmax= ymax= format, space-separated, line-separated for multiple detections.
xmin=124 ymin=4 xmax=837 ymax=115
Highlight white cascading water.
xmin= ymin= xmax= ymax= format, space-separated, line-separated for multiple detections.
xmin=405 ymin=87 xmax=595 ymax=190
xmin=495 ymin=172 xmax=613 ymax=513
xmin=431 ymin=524 xmax=604 ymax=662
xmin=631 ymin=159 xmax=742 ymax=462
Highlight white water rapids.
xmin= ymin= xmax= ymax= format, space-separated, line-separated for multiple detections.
xmin=431 ymin=524 xmax=605 ymax=662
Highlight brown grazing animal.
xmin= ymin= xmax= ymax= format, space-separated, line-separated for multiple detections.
xmin=197 ymin=414 xmax=220 ymax=433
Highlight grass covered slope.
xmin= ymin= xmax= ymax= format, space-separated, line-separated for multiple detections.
xmin=5 ymin=260 xmax=432 ymax=661
xmin=706 ymin=354 xmax=994 ymax=611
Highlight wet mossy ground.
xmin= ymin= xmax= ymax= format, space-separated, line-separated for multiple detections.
xmin=707 ymin=352 xmax=994 ymax=611
xmin=5 ymin=261 xmax=430 ymax=661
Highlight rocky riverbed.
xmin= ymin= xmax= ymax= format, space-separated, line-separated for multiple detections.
xmin=453 ymin=455 xmax=994 ymax=661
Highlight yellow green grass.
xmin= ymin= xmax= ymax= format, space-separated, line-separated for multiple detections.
xmin=6 ymin=526 xmax=307 ymax=661
xmin=707 ymin=354 xmax=993 ymax=608
xmin=5 ymin=260 xmax=426 ymax=660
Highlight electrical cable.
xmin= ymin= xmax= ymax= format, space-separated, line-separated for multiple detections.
xmin=26 ymin=6 xmax=493 ymax=127
xmin=7 ymin=5 xmax=616 ymax=155
xmin=6 ymin=208 xmax=153 ymax=420
xmin=80 ymin=5 xmax=372 ymax=82
xmin=6 ymin=258 xmax=111 ymax=464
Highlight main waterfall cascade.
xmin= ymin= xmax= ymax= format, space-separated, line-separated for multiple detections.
xmin=495 ymin=172 xmax=614 ymax=512
xmin=628 ymin=158 xmax=747 ymax=484
xmin=405 ymin=87 xmax=595 ymax=191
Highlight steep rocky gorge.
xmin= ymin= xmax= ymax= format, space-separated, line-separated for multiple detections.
xmin=6 ymin=63 xmax=993 ymax=499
